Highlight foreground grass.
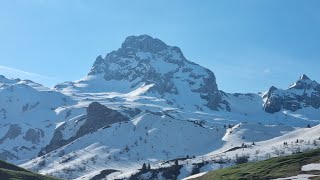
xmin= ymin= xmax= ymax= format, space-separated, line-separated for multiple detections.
xmin=0 ymin=160 xmax=59 ymax=180
xmin=195 ymin=148 xmax=320 ymax=180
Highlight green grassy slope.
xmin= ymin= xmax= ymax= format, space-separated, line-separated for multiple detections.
xmin=0 ymin=160 xmax=59 ymax=180
xmin=195 ymin=148 xmax=320 ymax=180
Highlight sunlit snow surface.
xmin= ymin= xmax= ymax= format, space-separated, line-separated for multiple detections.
xmin=274 ymin=174 xmax=320 ymax=180
xmin=1 ymin=74 xmax=320 ymax=179
xmin=20 ymin=79 xmax=320 ymax=179
xmin=302 ymin=163 xmax=320 ymax=171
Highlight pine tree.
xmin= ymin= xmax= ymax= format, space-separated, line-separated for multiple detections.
xmin=147 ymin=163 xmax=151 ymax=170
xmin=141 ymin=163 xmax=147 ymax=172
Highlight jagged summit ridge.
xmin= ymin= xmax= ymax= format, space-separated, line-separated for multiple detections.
xmin=121 ymin=35 xmax=169 ymax=53
xmin=289 ymin=74 xmax=319 ymax=90
xmin=263 ymin=74 xmax=320 ymax=113
xmin=89 ymin=34 xmax=186 ymax=76
xmin=58 ymin=35 xmax=227 ymax=111
xmin=300 ymin=74 xmax=310 ymax=80
xmin=0 ymin=75 xmax=19 ymax=85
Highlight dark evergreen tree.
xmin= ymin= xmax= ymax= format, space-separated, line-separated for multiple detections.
xmin=141 ymin=163 xmax=147 ymax=172
xmin=175 ymin=160 xmax=179 ymax=166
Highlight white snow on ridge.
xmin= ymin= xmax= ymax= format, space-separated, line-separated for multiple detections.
xmin=302 ymin=163 xmax=320 ymax=171
xmin=274 ymin=174 xmax=320 ymax=180
xmin=182 ymin=172 xmax=207 ymax=180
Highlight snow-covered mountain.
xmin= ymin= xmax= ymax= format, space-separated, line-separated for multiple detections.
xmin=55 ymin=35 xmax=229 ymax=111
xmin=0 ymin=75 xmax=76 ymax=163
xmin=263 ymin=74 xmax=320 ymax=113
xmin=0 ymin=35 xmax=319 ymax=180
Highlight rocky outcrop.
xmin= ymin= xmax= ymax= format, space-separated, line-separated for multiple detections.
xmin=0 ymin=150 xmax=18 ymax=161
xmin=23 ymin=129 xmax=44 ymax=144
xmin=0 ymin=125 xmax=22 ymax=145
xmin=263 ymin=74 xmax=320 ymax=113
xmin=40 ymin=102 xmax=128 ymax=155
xmin=79 ymin=102 xmax=128 ymax=134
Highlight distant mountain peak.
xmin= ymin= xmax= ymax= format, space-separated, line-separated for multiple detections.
xmin=58 ymin=35 xmax=229 ymax=111
xmin=300 ymin=74 xmax=310 ymax=80
xmin=0 ymin=74 xmax=11 ymax=81
xmin=0 ymin=75 xmax=19 ymax=85
xmin=269 ymin=86 xmax=278 ymax=92
xmin=264 ymin=74 xmax=320 ymax=113
xmin=121 ymin=34 xmax=169 ymax=53
xmin=89 ymin=35 xmax=186 ymax=76
xmin=289 ymin=74 xmax=318 ymax=90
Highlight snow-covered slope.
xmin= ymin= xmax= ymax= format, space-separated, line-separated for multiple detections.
xmin=21 ymin=117 xmax=320 ymax=180
xmin=0 ymin=76 xmax=76 ymax=163
xmin=0 ymin=35 xmax=319 ymax=180
xmin=22 ymin=113 xmax=226 ymax=179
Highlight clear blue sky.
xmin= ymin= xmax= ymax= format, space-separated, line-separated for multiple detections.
xmin=0 ymin=0 xmax=319 ymax=93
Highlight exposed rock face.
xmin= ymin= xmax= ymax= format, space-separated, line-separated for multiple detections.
xmin=263 ymin=74 xmax=320 ymax=113
xmin=263 ymin=86 xmax=283 ymax=113
xmin=77 ymin=102 xmax=128 ymax=135
xmin=0 ymin=125 xmax=22 ymax=144
xmin=40 ymin=102 xmax=128 ymax=155
xmin=86 ymin=35 xmax=226 ymax=110
xmin=120 ymin=106 xmax=143 ymax=118
xmin=0 ymin=150 xmax=18 ymax=161
xmin=0 ymin=124 xmax=22 ymax=161
xmin=23 ymin=129 xmax=44 ymax=144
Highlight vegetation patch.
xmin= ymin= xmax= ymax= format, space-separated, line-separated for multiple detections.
xmin=0 ymin=160 xmax=59 ymax=180
xmin=195 ymin=148 xmax=320 ymax=180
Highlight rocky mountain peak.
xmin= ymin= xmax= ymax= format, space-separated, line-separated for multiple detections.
xmin=121 ymin=35 xmax=169 ymax=53
xmin=264 ymin=75 xmax=320 ymax=113
xmin=262 ymin=86 xmax=278 ymax=100
xmin=269 ymin=86 xmax=278 ymax=92
xmin=0 ymin=75 xmax=6 ymax=79
xmin=300 ymin=74 xmax=310 ymax=80
xmin=59 ymin=35 xmax=228 ymax=111
xmin=0 ymin=75 xmax=19 ymax=85
xmin=89 ymin=34 xmax=186 ymax=76
xmin=289 ymin=74 xmax=319 ymax=90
